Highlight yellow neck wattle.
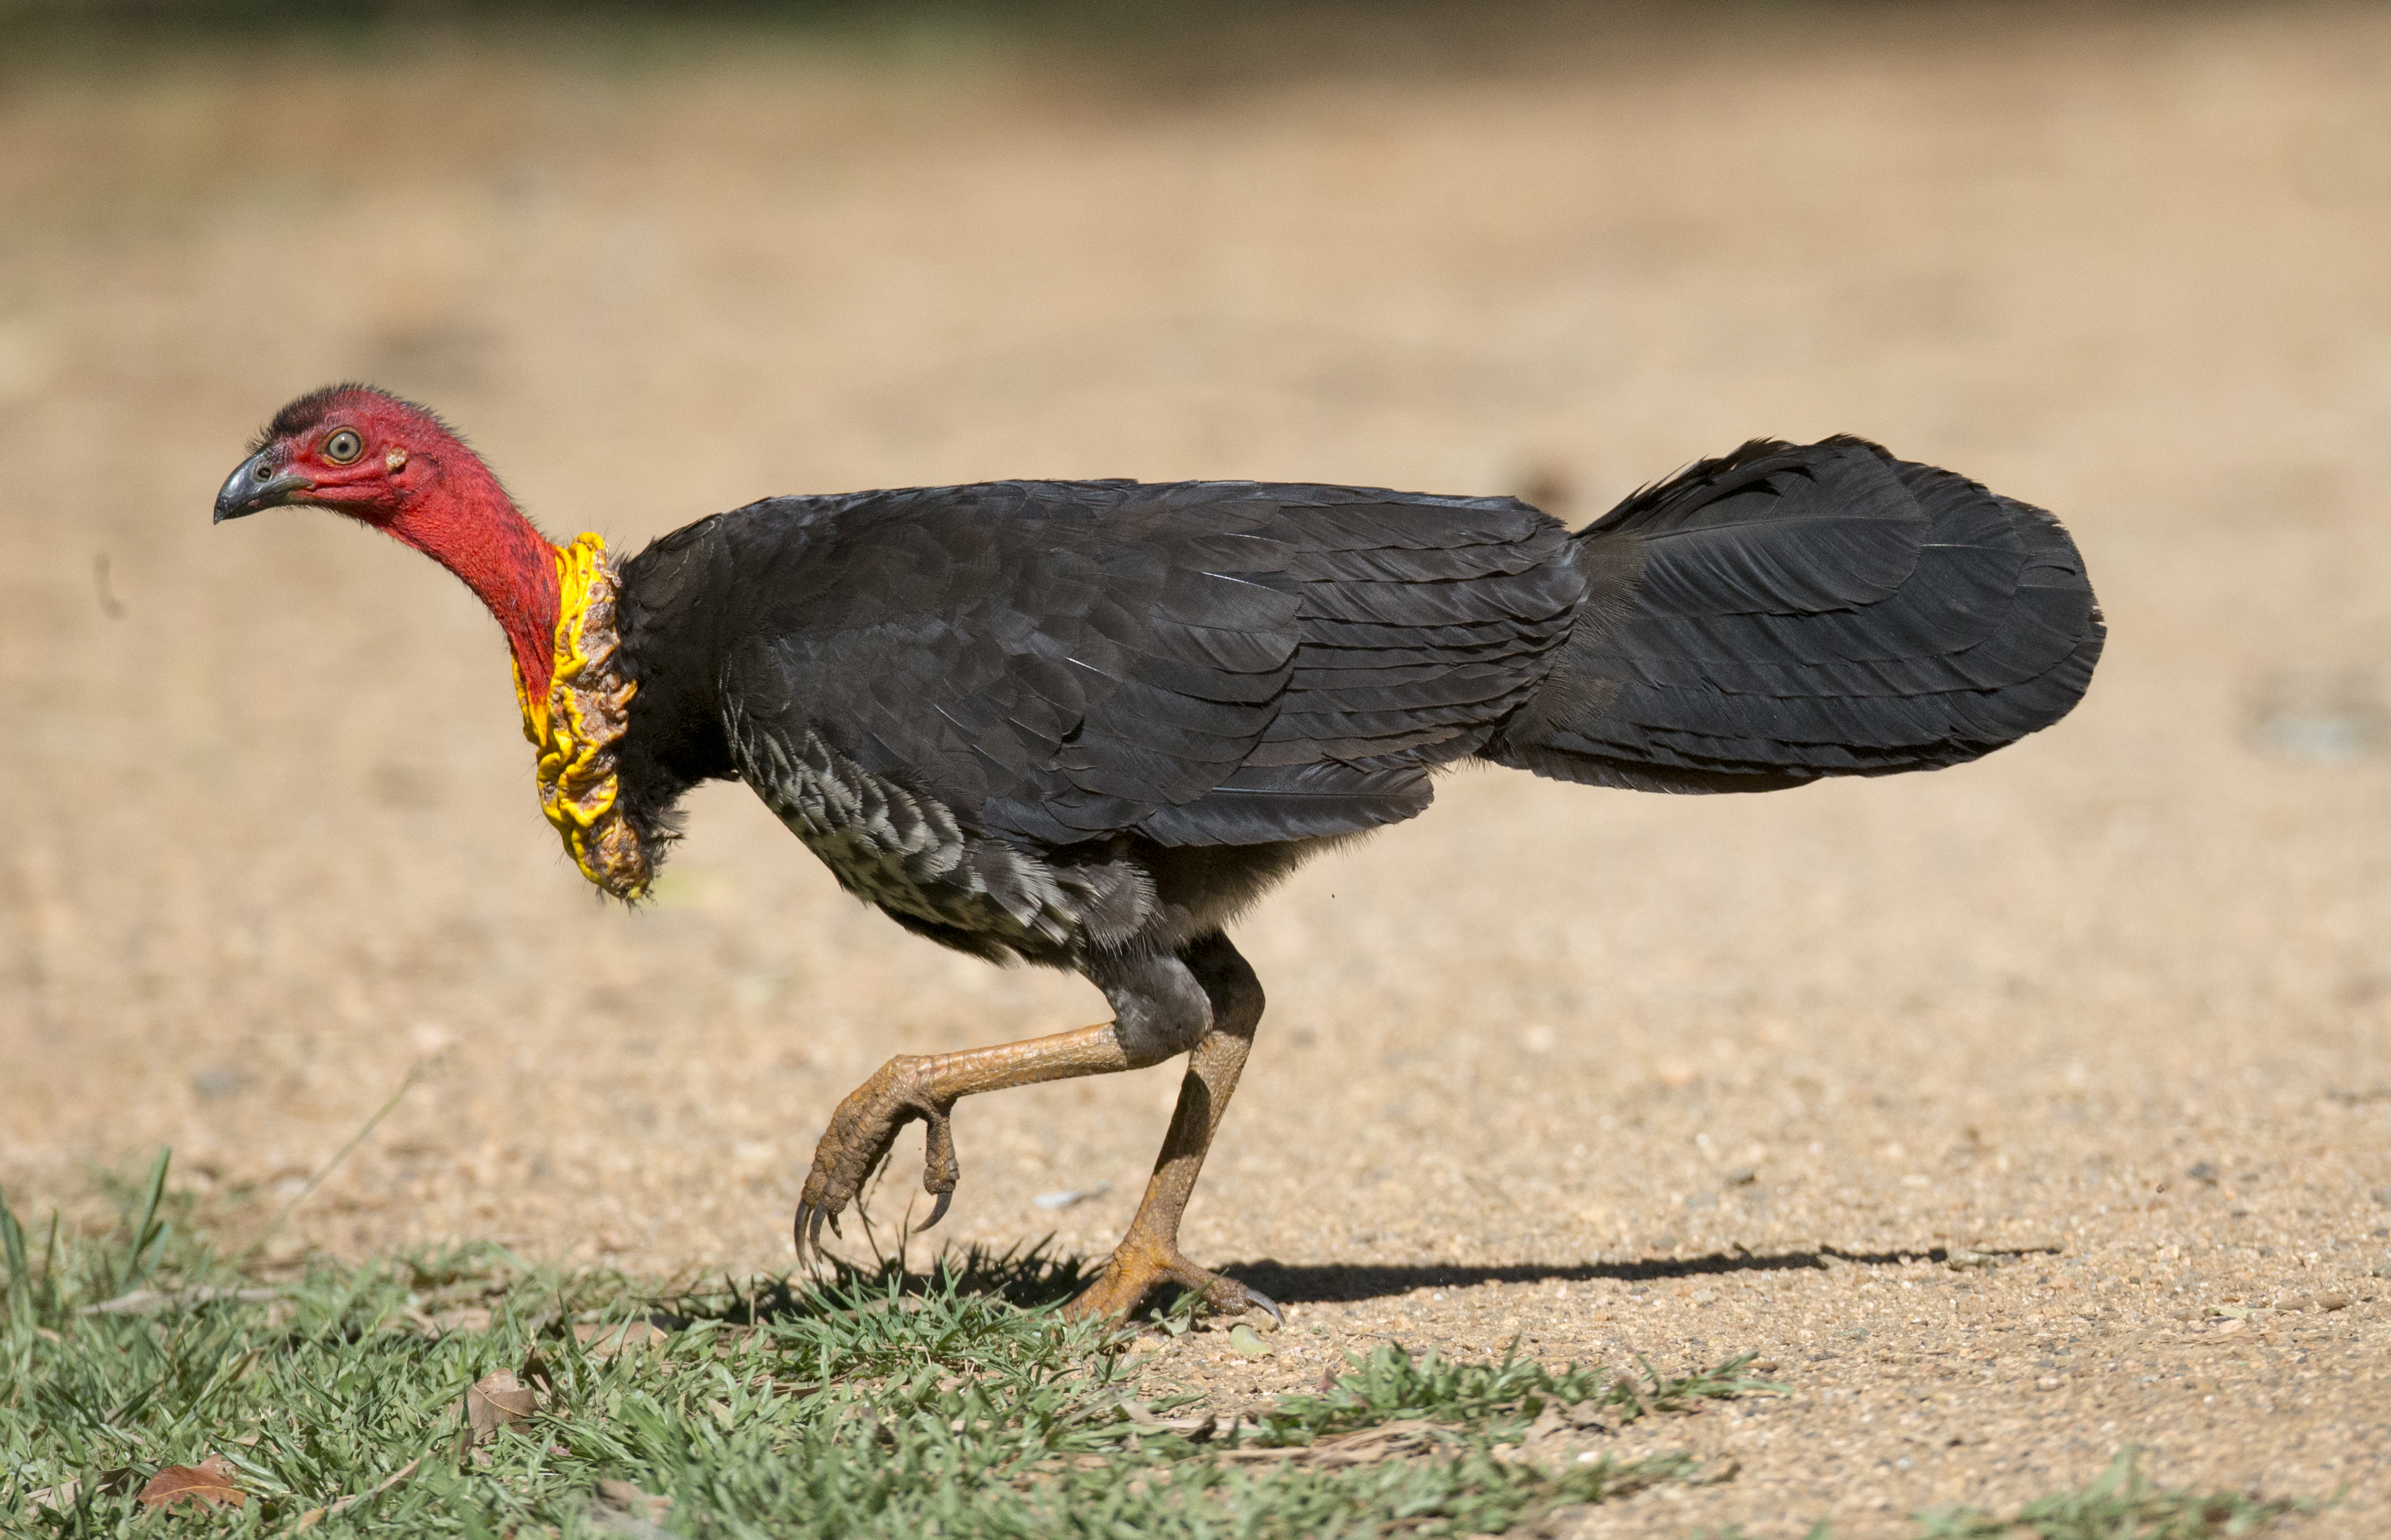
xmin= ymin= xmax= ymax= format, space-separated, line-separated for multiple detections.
xmin=512 ymin=532 xmax=650 ymax=901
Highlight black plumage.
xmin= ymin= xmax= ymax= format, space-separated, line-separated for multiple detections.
xmin=613 ymin=437 xmax=2100 ymax=967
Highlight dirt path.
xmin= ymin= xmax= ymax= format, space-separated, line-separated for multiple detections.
xmin=3 ymin=7 xmax=2387 ymax=1533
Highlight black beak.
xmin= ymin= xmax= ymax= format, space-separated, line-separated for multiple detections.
xmin=213 ymin=448 xmax=314 ymax=523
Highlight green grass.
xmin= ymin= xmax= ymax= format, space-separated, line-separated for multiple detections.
xmin=1907 ymin=1446 xmax=2310 ymax=1539
xmin=1 ymin=1153 xmax=1771 ymax=1538
xmin=0 ymin=1154 xmax=2315 ymax=1539
xmin=1702 ymin=1453 xmax=2310 ymax=1539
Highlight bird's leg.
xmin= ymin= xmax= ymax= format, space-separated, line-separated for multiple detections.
xmin=795 ymin=1023 xmax=1132 ymax=1260
xmin=795 ymin=932 xmax=1274 ymax=1318
xmin=1065 ymin=935 xmax=1278 ymax=1325
xmin=1061 ymin=1015 xmax=1277 ymax=1325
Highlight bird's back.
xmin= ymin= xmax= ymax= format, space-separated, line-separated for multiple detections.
xmin=615 ymin=478 xmax=1585 ymax=852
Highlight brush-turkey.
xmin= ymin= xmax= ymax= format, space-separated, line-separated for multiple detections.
xmin=215 ymin=386 xmax=2102 ymax=1321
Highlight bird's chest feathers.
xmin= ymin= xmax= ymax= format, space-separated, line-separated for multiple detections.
xmin=728 ymin=718 xmax=1116 ymax=955
xmin=512 ymin=534 xmax=653 ymax=901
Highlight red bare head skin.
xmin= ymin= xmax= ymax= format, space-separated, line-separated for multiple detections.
xmin=217 ymin=384 xmax=564 ymax=697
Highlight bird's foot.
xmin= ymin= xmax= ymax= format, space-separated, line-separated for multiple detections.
xmin=1063 ymin=1235 xmax=1282 ymax=1328
xmin=793 ymin=1055 xmax=960 ymax=1264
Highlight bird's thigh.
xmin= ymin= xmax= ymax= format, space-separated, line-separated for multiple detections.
xmin=1091 ymin=951 xmax=1214 ymax=1066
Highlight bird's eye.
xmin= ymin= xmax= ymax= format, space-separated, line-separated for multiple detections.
xmin=323 ymin=429 xmax=365 ymax=464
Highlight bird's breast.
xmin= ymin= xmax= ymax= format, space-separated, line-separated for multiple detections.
xmin=727 ymin=715 xmax=1142 ymax=959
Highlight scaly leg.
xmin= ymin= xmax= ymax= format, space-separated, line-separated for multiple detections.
xmin=794 ymin=1023 xmax=1129 ymax=1260
xmin=1061 ymin=1008 xmax=1277 ymax=1323
xmin=794 ymin=939 xmax=1252 ymax=1262
xmin=1064 ymin=934 xmax=1277 ymax=1324
xmin=796 ymin=934 xmax=1275 ymax=1325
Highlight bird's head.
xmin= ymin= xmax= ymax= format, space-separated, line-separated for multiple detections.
xmin=217 ymin=382 xmax=490 ymax=530
xmin=215 ymin=384 xmax=565 ymax=695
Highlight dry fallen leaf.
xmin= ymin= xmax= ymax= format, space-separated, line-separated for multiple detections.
xmin=137 ymin=1455 xmax=246 ymax=1512
xmin=79 ymin=1287 xmax=280 ymax=1317
xmin=521 ymin=1348 xmax=559 ymax=1402
xmin=26 ymin=1467 xmax=135 ymax=1514
xmin=465 ymin=1369 xmax=540 ymax=1444
xmin=594 ymin=1477 xmax=675 ymax=1526
xmin=1226 ymin=1324 xmax=1274 ymax=1358
xmin=575 ymin=1319 xmax=670 ymax=1357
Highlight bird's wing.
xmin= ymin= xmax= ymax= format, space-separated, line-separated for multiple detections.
xmin=1132 ymin=485 xmax=1578 ymax=843
xmin=706 ymin=480 xmax=1579 ymax=848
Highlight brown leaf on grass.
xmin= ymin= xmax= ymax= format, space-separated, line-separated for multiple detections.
xmin=137 ymin=1455 xmax=246 ymax=1512
xmin=26 ymin=1467 xmax=134 ymax=1514
xmin=465 ymin=1369 xmax=540 ymax=1444
xmin=521 ymin=1348 xmax=559 ymax=1401
xmin=575 ymin=1319 xmax=670 ymax=1357
xmin=595 ymin=1482 xmax=679 ymax=1530
xmin=79 ymin=1287 xmax=280 ymax=1316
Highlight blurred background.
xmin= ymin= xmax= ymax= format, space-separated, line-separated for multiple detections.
xmin=2 ymin=0 xmax=2387 ymax=1291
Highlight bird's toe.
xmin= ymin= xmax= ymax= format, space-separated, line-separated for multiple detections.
xmin=795 ymin=1057 xmax=967 ymax=1263
xmin=1239 ymin=1283 xmax=1285 ymax=1329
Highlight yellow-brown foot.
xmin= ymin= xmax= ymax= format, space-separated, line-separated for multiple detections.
xmin=1063 ymin=1238 xmax=1283 ymax=1327
xmin=794 ymin=1055 xmax=959 ymax=1263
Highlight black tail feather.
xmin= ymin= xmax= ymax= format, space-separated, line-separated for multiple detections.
xmin=1490 ymin=437 xmax=2102 ymax=793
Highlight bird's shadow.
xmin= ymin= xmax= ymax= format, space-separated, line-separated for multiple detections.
xmin=1221 ymin=1244 xmax=1998 ymax=1306
xmin=671 ymin=1240 xmax=2052 ymax=1325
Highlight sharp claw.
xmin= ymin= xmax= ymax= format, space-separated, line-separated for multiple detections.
xmin=826 ymin=1211 xmax=843 ymax=1239
xmin=807 ymin=1203 xmax=830 ymax=1260
xmin=922 ymin=1110 xmax=960 ymax=1188
xmin=793 ymin=1203 xmax=811 ymax=1260
xmin=1243 ymin=1285 xmax=1285 ymax=1329
xmin=920 ymin=1189 xmax=953 ymax=1232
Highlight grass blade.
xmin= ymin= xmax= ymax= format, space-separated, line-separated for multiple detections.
xmin=248 ymin=1059 xmax=433 ymax=1257
xmin=1 ymin=1178 xmax=31 ymax=1329
xmin=119 ymin=1146 xmax=173 ymax=1294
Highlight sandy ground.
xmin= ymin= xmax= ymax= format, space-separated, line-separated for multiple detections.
xmin=5 ymin=5 xmax=2390 ymax=1533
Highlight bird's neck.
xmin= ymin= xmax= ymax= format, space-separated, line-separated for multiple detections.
xmin=388 ymin=459 xmax=564 ymax=699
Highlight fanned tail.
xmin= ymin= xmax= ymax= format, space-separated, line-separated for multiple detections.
xmin=1490 ymin=437 xmax=2103 ymax=793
